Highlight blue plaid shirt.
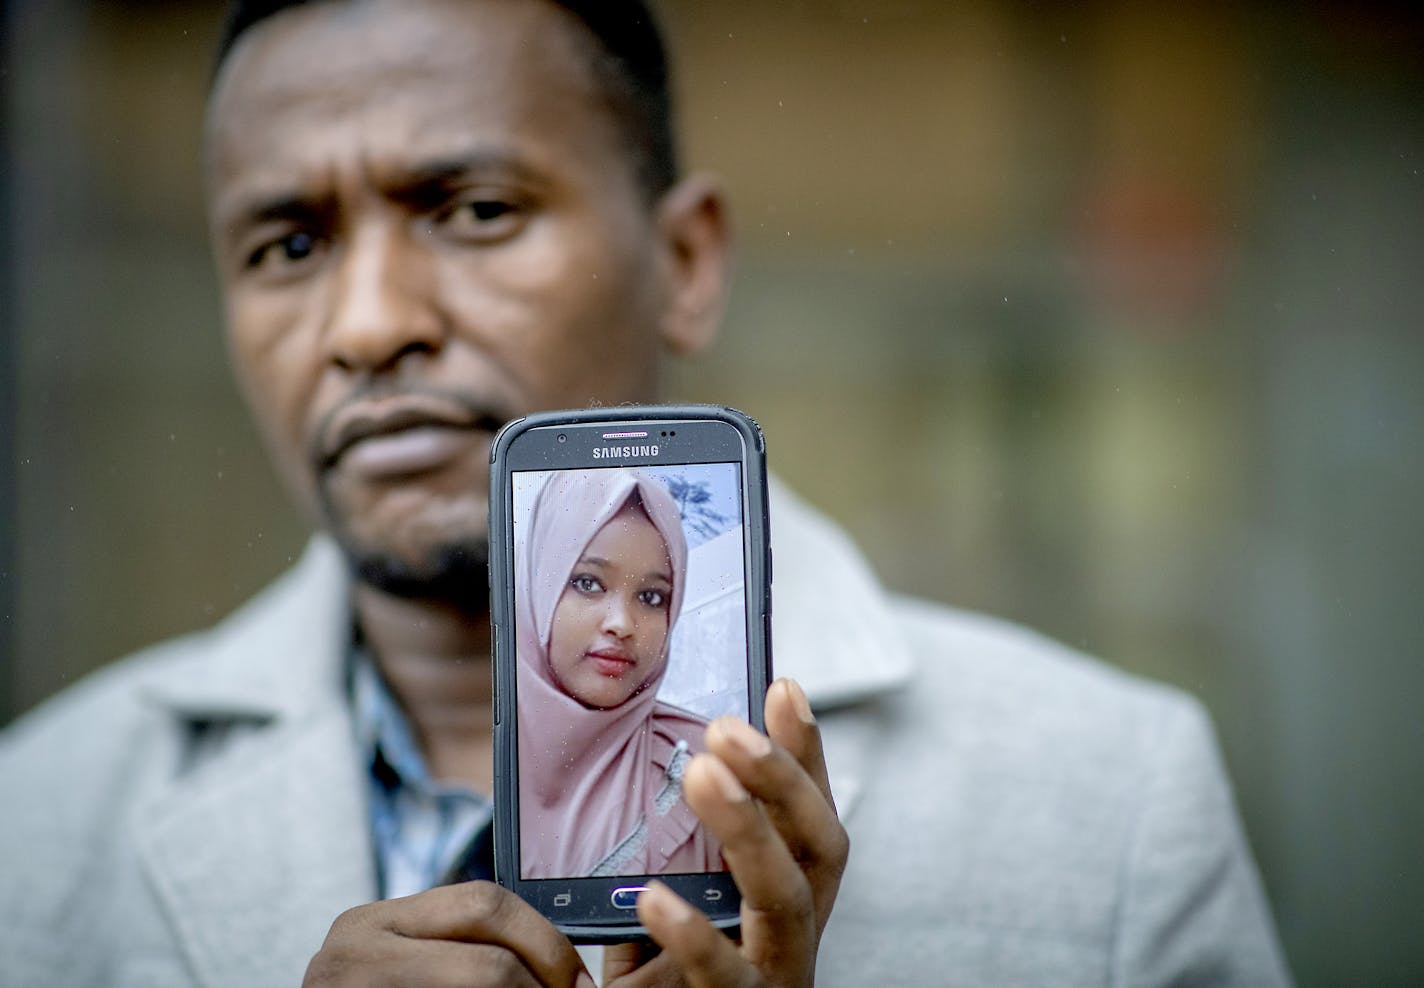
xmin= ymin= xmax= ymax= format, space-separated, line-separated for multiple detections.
xmin=351 ymin=649 xmax=495 ymax=900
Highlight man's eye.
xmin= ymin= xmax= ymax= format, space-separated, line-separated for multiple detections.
xmin=467 ymin=200 xmax=514 ymax=222
xmin=438 ymin=195 xmax=527 ymax=241
xmin=246 ymin=231 xmax=322 ymax=270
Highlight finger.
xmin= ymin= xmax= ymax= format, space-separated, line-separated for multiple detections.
xmin=680 ymin=753 xmax=817 ymax=981
xmin=636 ymin=882 xmax=760 ymax=988
xmin=703 ymin=714 xmax=849 ymax=931
xmin=764 ymin=678 xmax=835 ymax=813
xmin=305 ymin=934 xmax=551 ymax=988
xmin=601 ymin=941 xmax=677 ymax=988
xmin=401 ymin=940 xmax=548 ymax=988
xmin=380 ymin=881 xmax=591 ymax=987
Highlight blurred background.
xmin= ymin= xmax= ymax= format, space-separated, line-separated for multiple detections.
xmin=2 ymin=1 xmax=1421 ymax=982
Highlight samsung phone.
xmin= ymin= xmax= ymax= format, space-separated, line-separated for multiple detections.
xmin=488 ymin=404 xmax=772 ymax=942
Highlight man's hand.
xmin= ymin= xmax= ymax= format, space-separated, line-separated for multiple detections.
xmin=618 ymin=677 xmax=850 ymax=987
xmin=303 ymin=881 xmax=594 ymax=988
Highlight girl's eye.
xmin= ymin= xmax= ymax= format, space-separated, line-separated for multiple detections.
xmin=638 ymin=589 xmax=667 ymax=608
xmin=571 ymin=575 xmax=603 ymax=594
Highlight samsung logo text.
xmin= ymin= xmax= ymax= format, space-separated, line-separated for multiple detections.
xmin=593 ymin=445 xmax=660 ymax=459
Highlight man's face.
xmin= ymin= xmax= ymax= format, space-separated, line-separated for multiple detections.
xmin=205 ymin=0 xmax=710 ymax=594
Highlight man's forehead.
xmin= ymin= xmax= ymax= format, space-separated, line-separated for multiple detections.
xmin=205 ymin=0 xmax=605 ymax=200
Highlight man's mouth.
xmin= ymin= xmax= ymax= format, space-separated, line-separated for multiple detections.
xmin=319 ymin=393 xmax=499 ymax=480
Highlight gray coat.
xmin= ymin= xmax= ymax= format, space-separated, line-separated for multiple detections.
xmin=0 ymin=482 xmax=1291 ymax=986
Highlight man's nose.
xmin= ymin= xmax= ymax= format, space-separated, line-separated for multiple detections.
xmin=325 ymin=221 xmax=442 ymax=371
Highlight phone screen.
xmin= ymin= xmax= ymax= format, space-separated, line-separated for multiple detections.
xmin=510 ymin=461 xmax=748 ymax=881
xmin=491 ymin=406 xmax=768 ymax=936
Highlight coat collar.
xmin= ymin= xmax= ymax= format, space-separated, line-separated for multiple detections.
xmin=139 ymin=537 xmax=352 ymax=721
xmin=763 ymin=476 xmax=914 ymax=707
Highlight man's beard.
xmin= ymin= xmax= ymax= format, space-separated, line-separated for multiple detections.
xmin=316 ymin=478 xmax=491 ymax=615
xmin=346 ymin=536 xmax=491 ymax=615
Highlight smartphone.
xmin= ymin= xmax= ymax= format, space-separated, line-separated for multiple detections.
xmin=488 ymin=404 xmax=772 ymax=942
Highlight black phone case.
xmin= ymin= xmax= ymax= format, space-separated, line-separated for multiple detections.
xmin=487 ymin=404 xmax=772 ymax=942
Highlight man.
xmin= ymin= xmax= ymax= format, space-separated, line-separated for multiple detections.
xmin=0 ymin=1 xmax=1291 ymax=985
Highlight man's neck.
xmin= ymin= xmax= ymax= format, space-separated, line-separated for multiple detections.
xmin=354 ymin=584 xmax=495 ymax=793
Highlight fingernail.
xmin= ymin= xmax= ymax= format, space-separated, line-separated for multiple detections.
xmin=701 ymin=753 xmax=750 ymax=802
xmin=784 ymin=678 xmax=815 ymax=725
xmin=721 ymin=716 xmax=773 ymax=760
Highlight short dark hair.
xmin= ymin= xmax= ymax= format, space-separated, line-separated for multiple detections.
xmin=213 ymin=0 xmax=680 ymax=198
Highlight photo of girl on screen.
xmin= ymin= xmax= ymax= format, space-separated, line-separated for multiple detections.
xmin=516 ymin=467 xmax=735 ymax=879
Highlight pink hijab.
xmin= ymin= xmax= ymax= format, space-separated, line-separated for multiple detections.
xmin=516 ymin=469 xmax=721 ymax=879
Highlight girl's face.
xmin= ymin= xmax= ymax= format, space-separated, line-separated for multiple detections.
xmin=547 ymin=503 xmax=674 ymax=709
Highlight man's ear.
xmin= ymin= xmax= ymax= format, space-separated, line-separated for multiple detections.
xmin=654 ymin=172 xmax=733 ymax=356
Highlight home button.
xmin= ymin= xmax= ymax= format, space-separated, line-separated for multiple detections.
xmin=610 ymin=886 xmax=649 ymax=910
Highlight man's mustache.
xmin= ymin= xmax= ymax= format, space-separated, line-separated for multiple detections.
xmin=308 ymin=383 xmax=514 ymax=475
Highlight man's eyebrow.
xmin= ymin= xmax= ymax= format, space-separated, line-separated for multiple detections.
xmin=250 ymin=194 xmax=329 ymax=224
xmin=217 ymin=151 xmax=539 ymax=228
xmin=218 ymin=190 xmax=331 ymax=230
xmin=404 ymin=150 xmax=540 ymax=183
xmin=387 ymin=151 xmax=544 ymax=205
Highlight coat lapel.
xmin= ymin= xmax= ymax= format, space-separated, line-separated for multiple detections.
xmin=136 ymin=710 xmax=375 ymax=987
xmin=135 ymin=539 xmax=376 ymax=986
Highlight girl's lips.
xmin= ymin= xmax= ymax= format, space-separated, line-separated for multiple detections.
xmin=586 ymin=650 xmax=635 ymax=678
